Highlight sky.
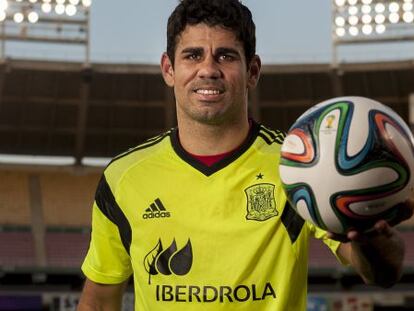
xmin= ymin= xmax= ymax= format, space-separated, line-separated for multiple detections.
xmin=90 ymin=0 xmax=333 ymax=64
xmin=3 ymin=0 xmax=414 ymax=64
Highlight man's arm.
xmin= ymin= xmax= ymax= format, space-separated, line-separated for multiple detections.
xmin=77 ymin=278 xmax=128 ymax=311
xmin=337 ymin=220 xmax=405 ymax=288
xmin=335 ymin=200 xmax=414 ymax=288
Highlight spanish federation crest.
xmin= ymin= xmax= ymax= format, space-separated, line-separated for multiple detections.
xmin=245 ymin=183 xmax=278 ymax=221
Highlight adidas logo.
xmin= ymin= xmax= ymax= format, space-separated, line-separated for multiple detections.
xmin=143 ymin=198 xmax=171 ymax=219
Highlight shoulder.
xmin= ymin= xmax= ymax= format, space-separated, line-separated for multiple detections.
xmin=103 ymin=130 xmax=172 ymax=189
xmin=256 ymin=122 xmax=286 ymax=146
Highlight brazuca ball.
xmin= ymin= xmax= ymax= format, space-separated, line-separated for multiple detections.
xmin=279 ymin=96 xmax=414 ymax=234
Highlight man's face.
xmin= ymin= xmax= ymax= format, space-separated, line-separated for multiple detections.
xmin=161 ymin=23 xmax=260 ymax=126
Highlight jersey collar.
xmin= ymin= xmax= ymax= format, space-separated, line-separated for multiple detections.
xmin=170 ymin=120 xmax=261 ymax=176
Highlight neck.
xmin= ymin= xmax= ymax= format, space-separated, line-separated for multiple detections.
xmin=177 ymin=118 xmax=250 ymax=156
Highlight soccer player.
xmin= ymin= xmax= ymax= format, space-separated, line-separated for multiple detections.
xmin=78 ymin=0 xmax=414 ymax=310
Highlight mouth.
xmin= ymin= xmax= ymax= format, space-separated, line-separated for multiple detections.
xmin=193 ymin=88 xmax=224 ymax=95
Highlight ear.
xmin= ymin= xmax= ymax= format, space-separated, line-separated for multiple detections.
xmin=247 ymin=55 xmax=261 ymax=90
xmin=160 ymin=52 xmax=175 ymax=87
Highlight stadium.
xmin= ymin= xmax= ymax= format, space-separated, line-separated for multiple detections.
xmin=0 ymin=1 xmax=414 ymax=310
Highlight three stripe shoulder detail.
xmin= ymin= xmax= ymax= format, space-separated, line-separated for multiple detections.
xmin=258 ymin=125 xmax=286 ymax=145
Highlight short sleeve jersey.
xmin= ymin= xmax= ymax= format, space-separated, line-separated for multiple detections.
xmin=81 ymin=121 xmax=341 ymax=311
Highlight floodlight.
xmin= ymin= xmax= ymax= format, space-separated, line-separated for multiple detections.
xmin=332 ymin=0 xmax=414 ymax=66
xmin=375 ymin=14 xmax=386 ymax=23
xmin=65 ymin=4 xmax=76 ymax=16
xmin=41 ymin=3 xmax=52 ymax=12
xmin=375 ymin=3 xmax=385 ymax=13
xmin=0 ymin=0 xmax=7 ymax=11
xmin=0 ymin=0 xmax=92 ymax=66
xmin=349 ymin=15 xmax=359 ymax=25
xmin=336 ymin=27 xmax=346 ymax=36
xmin=361 ymin=4 xmax=372 ymax=13
xmin=403 ymin=11 xmax=414 ymax=22
xmin=375 ymin=24 xmax=386 ymax=33
xmin=13 ymin=12 xmax=24 ymax=23
xmin=335 ymin=16 xmax=346 ymax=26
xmin=55 ymin=3 xmax=65 ymax=14
xmin=389 ymin=2 xmax=400 ymax=12
xmin=28 ymin=11 xmax=39 ymax=23
xmin=362 ymin=14 xmax=373 ymax=23
xmin=348 ymin=5 xmax=359 ymax=14
xmin=389 ymin=12 xmax=400 ymax=23
xmin=362 ymin=24 xmax=373 ymax=34
xmin=349 ymin=26 xmax=359 ymax=35
xmin=82 ymin=0 xmax=92 ymax=7
xmin=403 ymin=2 xmax=413 ymax=11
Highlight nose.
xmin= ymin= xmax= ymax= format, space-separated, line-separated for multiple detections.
xmin=197 ymin=55 xmax=221 ymax=79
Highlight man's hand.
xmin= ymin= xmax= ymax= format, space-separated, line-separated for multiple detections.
xmin=328 ymin=198 xmax=414 ymax=243
xmin=333 ymin=198 xmax=414 ymax=288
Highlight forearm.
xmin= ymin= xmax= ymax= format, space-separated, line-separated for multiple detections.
xmin=349 ymin=229 xmax=405 ymax=288
xmin=77 ymin=279 xmax=127 ymax=311
xmin=77 ymin=300 xmax=122 ymax=311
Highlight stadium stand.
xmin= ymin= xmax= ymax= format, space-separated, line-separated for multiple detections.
xmin=40 ymin=170 xmax=99 ymax=227
xmin=0 ymin=170 xmax=31 ymax=225
xmin=45 ymin=230 xmax=90 ymax=268
xmin=0 ymin=230 xmax=36 ymax=267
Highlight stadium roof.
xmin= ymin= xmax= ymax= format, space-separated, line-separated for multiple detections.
xmin=0 ymin=58 xmax=413 ymax=165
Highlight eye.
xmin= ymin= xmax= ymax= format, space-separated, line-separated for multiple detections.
xmin=218 ymin=54 xmax=236 ymax=62
xmin=185 ymin=53 xmax=201 ymax=61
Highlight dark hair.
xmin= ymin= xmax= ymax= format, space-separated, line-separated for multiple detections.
xmin=166 ymin=0 xmax=256 ymax=66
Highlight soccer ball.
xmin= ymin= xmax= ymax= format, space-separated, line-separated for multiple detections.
xmin=279 ymin=96 xmax=414 ymax=234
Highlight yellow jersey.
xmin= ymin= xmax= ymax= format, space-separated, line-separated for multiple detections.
xmin=81 ymin=121 xmax=341 ymax=310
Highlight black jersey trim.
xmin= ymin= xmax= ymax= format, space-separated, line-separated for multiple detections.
xmin=259 ymin=126 xmax=286 ymax=145
xmin=108 ymin=131 xmax=170 ymax=166
xmin=258 ymin=132 xmax=273 ymax=145
xmin=281 ymin=202 xmax=304 ymax=244
xmin=95 ymin=175 xmax=132 ymax=255
xmin=170 ymin=121 xmax=261 ymax=177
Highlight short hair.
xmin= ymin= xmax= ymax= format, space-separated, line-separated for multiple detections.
xmin=166 ymin=0 xmax=256 ymax=66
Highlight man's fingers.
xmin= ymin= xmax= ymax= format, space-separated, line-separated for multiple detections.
xmin=388 ymin=200 xmax=414 ymax=226
xmin=373 ymin=220 xmax=393 ymax=238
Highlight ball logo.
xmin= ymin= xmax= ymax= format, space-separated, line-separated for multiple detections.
xmin=325 ymin=114 xmax=336 ymax=129
xmin=143 ymin=238 xmax=192 ymax=284
xmin=245 ymin=183 xmax=278 ymax=221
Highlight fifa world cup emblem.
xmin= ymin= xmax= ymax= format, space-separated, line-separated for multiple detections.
xmin=325 ymin=114 xmax=336 ymax=129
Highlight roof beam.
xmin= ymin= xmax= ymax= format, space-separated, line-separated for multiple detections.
xmin=74 ymin=68 xmax=92 ymax=165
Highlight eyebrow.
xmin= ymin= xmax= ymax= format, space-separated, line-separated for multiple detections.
xmin=180 ymin=47 xmax=241 ymax=57
xmin=215 ymin=47 xmax=241 ymax=56
xmin=180 ymin=47 xmax=203 ymax=55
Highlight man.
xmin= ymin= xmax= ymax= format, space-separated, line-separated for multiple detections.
xmin=78 ymin=0 xmax=414 ymax=310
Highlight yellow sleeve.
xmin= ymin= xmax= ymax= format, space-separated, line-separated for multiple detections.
xmin=81 ymin=173 xmax=133 ymax=284
xmin=308 ymin=221 xmax=348 ymax=266
xmin=82 ymin=203 xmax=133 ymax=284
